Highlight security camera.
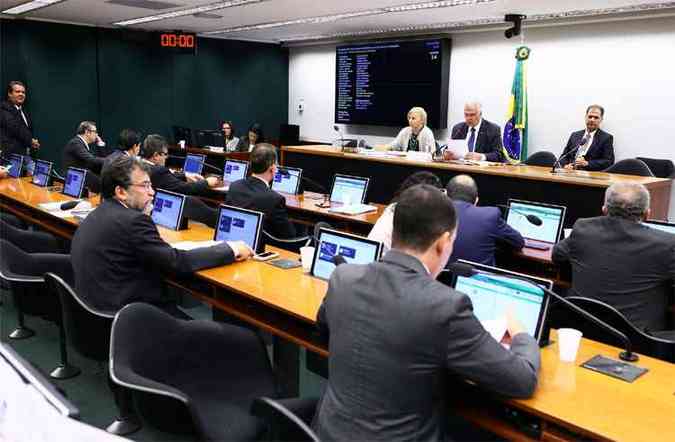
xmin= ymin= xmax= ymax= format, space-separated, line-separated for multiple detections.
xmin=504 ymin=14 xmax=526 ymax=39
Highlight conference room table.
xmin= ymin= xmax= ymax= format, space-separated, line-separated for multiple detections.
xmin=3 ymin=177 xmax=675 ymax=441
xmin=280 ymin=145 xmax=673 ymax=227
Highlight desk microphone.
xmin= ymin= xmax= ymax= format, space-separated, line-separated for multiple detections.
xmin=332 ymin=254 xmax=347 ymax=266
xmin=551 ymin=136 xmax=589 ymax=173
xmin=59 ymin=200 xmax=81 ymax=211
xmin=333 ymin=125 xmax=345 ymax=149
xmin=497 ymin=205 xmax=542 ymax=226
xmin=447 ymin=261 xmax=640 ymax=362
xmin=168 ymin=155 xmax=224 ymax=174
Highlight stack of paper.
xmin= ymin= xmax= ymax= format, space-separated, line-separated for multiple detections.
xmin=328 ymin=204 xmax=378 ymax=215
xmin=171 ymin=240 xmax=222 ymax=251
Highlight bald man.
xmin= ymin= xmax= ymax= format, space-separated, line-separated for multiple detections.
xmin=449 ymin=102 xmax=504 ymax=162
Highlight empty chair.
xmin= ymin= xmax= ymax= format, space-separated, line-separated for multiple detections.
xmin=251 ymin=397 xmax=319 ymax=442
xmin=0 ymin=218 xmax=62 ymax=253
xmin=44 ymin=273 xmax=140 ymax=435
xmin=262 ymin=230 xmax=310 ymax=253
xmin=636 ymin=157 xmax=675 ymax=178
xmin=603 ymin=159 xmax=654 ymax=177
xmin=552 ymin=296 xmax=675 ymax=363
xmin=110 ymin=302 xmax=276 ymax=441
xmin=523 ymin=151 xmax=557 ymax=167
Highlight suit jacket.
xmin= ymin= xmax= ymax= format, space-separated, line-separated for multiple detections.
xmin=0 ymin=101 xmax=34 ymax=156
xmin=102 ymin=149 xmax=128 ymax=170
xmin=314 ymin=251 xmax=540 ymax=442
xmin=449 ymin=200 xmax=524 ymax=266
xmin=559 ymin=129 xmax=614 ymax=171
xmin=451 ymin=119 xmax=504 ymax=162
xmin=71 ymin=199 xmax=235 ymax=312
xmin=226 ymin=176 xmax=296 ymax=239
xmin=147 ymin=163 xmax=211 ymax=197
xmin=62 ymin=136 xmax=104 ymax=193
xmin=552 ymin=216 xmax=675 ymax=331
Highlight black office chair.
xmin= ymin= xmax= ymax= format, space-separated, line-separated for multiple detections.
xmin=262 ymin=230 xmax=311 ymax=253
xmin=551 ymin=296 xmax=675 ymax=363
xmin=110 ymin=302 xmax=276 ymax=441
xmin=0 ymin=218 xmax=62 ymax=253
xmin=603 ymin=159 xmax=654 ymax=177
xmin=0 ymin=212 xmax=25 ymax=229
xmin=43 ymin=273 xmax=141 ymax=435
xmin=251 ymin=397 xmax=320 ymax=442
xmin=184 ymin=196 xmax=219 ymax=228
xmin=523 ymin=151 xmax=557 ymax=167
xmin=636 ymin=157 xmax=675 ymax=178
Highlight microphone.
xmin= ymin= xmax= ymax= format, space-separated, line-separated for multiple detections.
xmin=333 ymin=125 xmax=344 ymax=150
xmin=446 ymin=261 xmax=640 ymax=362
xmin=59 ymin=200 xmax=81 ymax=211
xmin=169 ymin=155 xmax=223 ymax=174
xmin=332 ymin=254 xmax=347 ymax=266
xmin=497 ymin=204 xmax=542 ymax=226
xmin=551 ymin=135 xmax=589 ymax=173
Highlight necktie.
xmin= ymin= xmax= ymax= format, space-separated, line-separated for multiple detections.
xmin=468 ymin=127 xmax=476 ymax=152
xmin=17 ymin=106 xmax=28 ymax=127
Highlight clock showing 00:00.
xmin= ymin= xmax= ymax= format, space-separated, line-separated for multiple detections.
xmin=159 ymin=33 xmax=196 ymax=53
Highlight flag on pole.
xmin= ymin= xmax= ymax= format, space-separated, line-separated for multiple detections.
xmin=502 ymin=46 xmax=530 ymax=163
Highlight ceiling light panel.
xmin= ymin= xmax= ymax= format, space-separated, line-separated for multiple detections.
xmin=113 ymin=0 xmax=269 ymax=26
xmin=2 ymin=0 xmax=66 ymax=15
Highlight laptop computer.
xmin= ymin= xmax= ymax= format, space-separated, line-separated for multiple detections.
xmin=643 ymin=219 xmax=675 ymax=235
xmin=214 ymin=204 xmax=264 ymax=253
xmin=506 ymin=199 xmax=566 ymax=250
xmin=223 ymin=159 xmax=249 ymax=186
xmin=310 ymin=227 xmax=383 ymax=280
xmin=329 ymin=173 xmax=370 ymax=204
xmin=62 ymin=167 xmax=87 ymax=198
xmin=31 ymin=159 xmax=53 ymax=187
xmin=272 ymin=166 xmax=303 ymax=195
xmin=183 ymin=153 xmax=206 ymax=175
xmin=7 ymin=153 xmax=24 ymax=178
xmin=451 ymin=260 xmax=552 ymax=344
xmin=151 ymin=189 xmax=188 ymax=230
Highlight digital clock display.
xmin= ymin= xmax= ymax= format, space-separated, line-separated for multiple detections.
xmin=158 ymin=32 xmax=197 ymax=54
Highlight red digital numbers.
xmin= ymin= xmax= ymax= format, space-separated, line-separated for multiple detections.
xmin=160 ymin=33 xmax=195 ymax=49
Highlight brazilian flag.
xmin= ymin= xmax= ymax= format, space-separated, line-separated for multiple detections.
xmin=502 ymin=46 xmax=530 ymax=163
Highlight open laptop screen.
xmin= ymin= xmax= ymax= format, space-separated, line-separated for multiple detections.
xmin=330 ymin=174 xmax=369 ymax=204
xmin=644 ymin=220 xmax=675 ymax=235
xmin=62 ymin=167 xmax=87 ymax=198
xmin=272 ymin=166 xmax=302 ymax=195
xmin=452 ymin=261 xmax=551 ymax=343
xmin=213 ymin=204 xmax=264 ymax=251
xmin=183 ymin=153 xmax=205 ymax=175
xmin=311 ymin=228 xmax=382 ymax=280
xmin=506 ymin=199 xmax=566 ymax=243
xmin=151 ymin=189 xmax=186 ymax=230
xmin=223 ymin=159 xmax=249 ymax=184
xmin=32 ymin=160 xmax=52 ymax=187
xmin=8 ymin=154 xmax=24 ymax=178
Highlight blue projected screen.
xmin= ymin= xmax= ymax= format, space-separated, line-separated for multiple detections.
xmin=311 ymin=230 xmax=381 ymax=280
xmin=151 ymin=191 xmax=185 ymax=230
xmin=272 ymin=167 xmax=301 ymax=195
xmin=183 ymin=154 xmax=205 ymax=174
xmin=644 ymin=221 xmax=675 ymax=235
xmin=8 ymin=154 xmax=24 ymax=178
xmin=330 ymin=175 xmax=368 ymax=204
xmin=223 ymin=160 xmax=248 ymax=183
xmin=214 ymin=206 xmax=262 ymax=250
xmin=506 ymin=201 xmax=564 ymax=243
xmin=454 ymin=273 xmax=546 ymax=338
xmin=31 ymin=160 xmax=52 ymax=186
xmin=62 ymin=168 xmax=86 ymax=198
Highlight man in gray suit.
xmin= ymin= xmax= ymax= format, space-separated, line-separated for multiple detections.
xmin=314 ymin=184 xmax=540 ymax=441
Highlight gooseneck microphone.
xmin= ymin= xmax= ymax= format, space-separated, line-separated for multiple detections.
xmin=446 ymin=261 xmax=640 ymax=362
xmin=59 ymin=200 xmax=81 ymax=211
xmin=551 ymin=135 xmax=589 ymax=173
xmin=497 ymin=204 xmax=543 ymax=226
xmin=333 ymin=125 xmax=345 ymax=149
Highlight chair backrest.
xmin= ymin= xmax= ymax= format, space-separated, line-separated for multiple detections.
xmin=262 ymin=230 xmax=310 ymax=253
xmin=43 ymin=272 xmax=114 ymax=362
xmin=0 ymin=239 xmax=43 ymax=284
xmin=557 ymin=296 xmax=675 ymax=362
xmin=636 ymin=157 xmax=675 ymax=178
xmin=603 ymin=159 xmax=654 ymax=177
xmin=0 ymin=219 xmax=60 ymax=253
xmin=251 ymin=397 xmax=320 ymax=442
xmin=523 ymin=151 xmax=557 ymax=167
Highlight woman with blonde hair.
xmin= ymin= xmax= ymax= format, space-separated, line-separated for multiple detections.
xmin=388 ymin=106 xmax=436 ymax=152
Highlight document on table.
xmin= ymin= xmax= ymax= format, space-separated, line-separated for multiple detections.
xmin=446 ymin=139 xmax=468 ymax=159
xmin=171 ymin=240 xmax=222 ymax=251
xmin=328 ymin=204 xmax=378 ymax=215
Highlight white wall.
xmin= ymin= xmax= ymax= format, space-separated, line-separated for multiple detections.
xmin=288 ymin=16 xmax=675 ymax=216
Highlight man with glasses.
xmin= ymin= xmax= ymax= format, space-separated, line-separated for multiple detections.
xmin=71 ymin=156 xmax=253 ymax=316
xmin=62 ymin=121 xmax=106 ymax=192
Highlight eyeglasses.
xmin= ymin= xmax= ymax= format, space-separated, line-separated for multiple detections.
xmin=159 ymin=151 xmax=169 ymax=157
xmin=129 ymin=181 xmax=153 ymax=190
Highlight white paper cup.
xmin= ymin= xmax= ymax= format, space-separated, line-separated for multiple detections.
xmin=300 ymin=246 xmax=315 ymax=273
xmin=178 ymin=140 xmax=186 ymax=149
xmin=558 ymin=328 xmax=583 ymax=362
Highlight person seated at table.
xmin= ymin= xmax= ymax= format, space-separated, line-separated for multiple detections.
xmin=62 ymin=120 xmax=106 ymax=192
xmin=141 ymin=134 xmax=220 ymax=196
xmin=221 ymin=120 xmax=240 ymax=152
xmin=314 ymin=184 xmax=540 ymax=441
xmin=559 ymin=105 xmax=614 ymax=171
xmin=103 ymin=128 xmax=141 ymax=169
xmin=446 ymin=102 xmax=504 ymax=162
xmin=367 ymin=171 xmax=443 ymax=253
xmin=71 ymin=156 xmax=253 ymax=316
xmin=446 ymin=174 xmax=524 ymax=266
xmin=237 ymin=123 xmax=264 ymax=152
xmin=388 ymin=106 xmax=436 ymax=152
xmin=553 ymin=183 xmax=675 ymax=336
xmin=226 ymin=143 xmax=297 ymax=239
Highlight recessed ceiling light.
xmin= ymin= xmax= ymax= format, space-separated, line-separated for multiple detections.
xmin=113 ymin=0 xmax=269 ymax=26
xmin=2 ymin=0 xmax=66 ymax=15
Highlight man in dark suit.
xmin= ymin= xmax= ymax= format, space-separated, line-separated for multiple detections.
xmin=553 ymin=183 xmax=675 ymax=334
xmin=314 ymin=184 xmax=540 ymax=441
xmin=449 ymin=102 xmax=504 ymax=162
xmin=0 ymin=81 xmax=40 ymax=156
xmin=226 ymin=143 xmax=297 ymax=239
xmin=102 ymin=128 xmax=140 ymax=170
xmin=71 ymin=156 xmax=252 ymax=315
xmin=559 ymin=105 xmax=614 ymax=171
xmin=447 ymin=174 xmax=524 ymax=266
xmin=62 ymin=121 xmax=105 ymax=192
